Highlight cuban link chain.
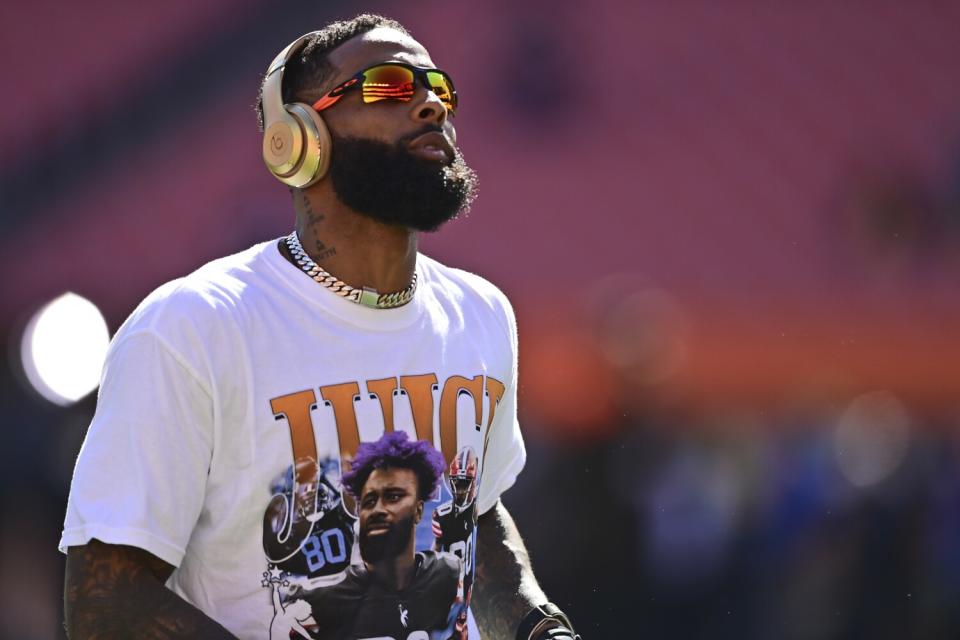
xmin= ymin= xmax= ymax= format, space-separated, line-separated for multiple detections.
xmin=284 ymin=231 xmax=417 ymax=309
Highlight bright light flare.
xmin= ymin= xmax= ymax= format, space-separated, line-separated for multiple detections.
xmin=20 ymin=293 xmax=110 ymax=406
xmin=834 ymin=391 xmax=911 ymax=488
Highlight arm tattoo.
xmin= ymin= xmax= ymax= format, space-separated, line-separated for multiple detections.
xmin=473 ymin=501 xmax=550 ymax=639
xmin=64 ymin=539 xmax=237 ymax=639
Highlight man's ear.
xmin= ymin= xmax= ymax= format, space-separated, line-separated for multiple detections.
xmin=415 ymin=500 xmax=424 ymax=523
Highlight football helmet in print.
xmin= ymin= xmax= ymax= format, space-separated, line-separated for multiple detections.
xmin=448 ymin=446 xmax=478 ymax=510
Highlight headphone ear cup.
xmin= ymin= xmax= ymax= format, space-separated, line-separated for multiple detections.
xmin=284 ymin=103 xmax=332 ymax=188
xmin=262 ymin=111 xmax=305 ymax=181
xmin=262 ymin=104 xmax=331 ymax=188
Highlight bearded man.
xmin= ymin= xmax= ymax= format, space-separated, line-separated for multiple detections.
xmin=61 ymin=14 xmax=580 ymax=640
xmin=283 ymin=432 xmax=462 ymax=640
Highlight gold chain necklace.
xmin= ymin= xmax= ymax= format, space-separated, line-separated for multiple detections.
xmin=284 ymin=231 xmax=417 ymax=309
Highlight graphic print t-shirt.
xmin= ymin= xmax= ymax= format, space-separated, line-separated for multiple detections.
xmin=59 ymin=240 xmax=526 ymax=639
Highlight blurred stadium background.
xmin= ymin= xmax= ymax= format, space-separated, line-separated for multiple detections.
xmin=3 ymin=1 xmax=960 ymax=638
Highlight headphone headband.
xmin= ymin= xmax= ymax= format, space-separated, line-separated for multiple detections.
xmin=261 ymin=32 xmax=312 ymax=134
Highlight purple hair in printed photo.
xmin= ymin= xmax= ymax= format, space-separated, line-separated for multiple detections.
xmin=342 ymin=431 xmax=446 ymax=500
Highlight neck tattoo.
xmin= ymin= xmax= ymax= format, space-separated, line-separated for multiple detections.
xmin=284 ymin=231 xmax=417 ymax=309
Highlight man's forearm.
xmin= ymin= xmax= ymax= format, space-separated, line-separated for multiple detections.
xmin=64 ymin=540 xmax=236 ymax=639
xmin=473 ymin=500 xmax=551 ymax=639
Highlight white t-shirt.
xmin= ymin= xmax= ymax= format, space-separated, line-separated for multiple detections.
xmin=60 ymin=240 xmax=526 ymax=639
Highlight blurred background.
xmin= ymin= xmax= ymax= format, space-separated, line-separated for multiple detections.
xmin=3 ymin=1 xmax=960 ymax=638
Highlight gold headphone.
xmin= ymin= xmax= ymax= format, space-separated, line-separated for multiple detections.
xmin=261 ymin=33 xmax=332 ymax=188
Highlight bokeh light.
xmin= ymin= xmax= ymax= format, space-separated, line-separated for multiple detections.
xmin=834 ymin=390 xmax=911 ymax=488
xmin=20 ymin=292 xmax=110 ymax=406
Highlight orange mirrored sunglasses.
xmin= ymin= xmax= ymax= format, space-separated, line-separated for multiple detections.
xmin=312 ymin=62 xmax=458 ymax=114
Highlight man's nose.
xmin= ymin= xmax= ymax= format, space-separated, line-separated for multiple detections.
xmin=409 ymin=88 xmax=448 ymax=125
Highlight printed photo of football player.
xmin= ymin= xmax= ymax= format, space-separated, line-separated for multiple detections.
xmin=273 ymin=431 xmax=466 ymax=640
xmin=263 ymin=456 xmax=358 ymax=585
xmin=432 ymin=446 xmax=479 ymax=636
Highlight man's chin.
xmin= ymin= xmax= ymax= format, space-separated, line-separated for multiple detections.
xmin=328 ymin=134 xmax=478 ymax=232
xmin=359 ymin=525 xmax=396 ymax=564
xmin=359 ymin=535 xmax=388 ymax=564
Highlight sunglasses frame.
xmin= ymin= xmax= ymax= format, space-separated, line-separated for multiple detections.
xmin=311 ymin=62 xmax=458 ymax=114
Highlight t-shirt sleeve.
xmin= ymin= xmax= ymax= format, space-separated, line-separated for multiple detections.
xmin=59 ymin=330 xmax=213 ymax=567
xmin=476 ymin=296 xmax=526 ymax=515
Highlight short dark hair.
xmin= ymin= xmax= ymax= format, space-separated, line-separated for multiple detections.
xmin=342 ymin=431 xmax=446 ymax=501
xmin=255 ymin=14 xmax=411 ymax=131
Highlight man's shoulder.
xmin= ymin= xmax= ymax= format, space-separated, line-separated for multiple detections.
xmin=323 ymin=563 xmax=370 ymax=594
xmin=113 ymin=241 xmax=276 ymax=344
xmin=418 ymin=254 xmax=515 ymax=324
xmin=171 ymin=241 xmax=274 ymax=304
xmin=416 ymin=549 xmax=461 ymax=582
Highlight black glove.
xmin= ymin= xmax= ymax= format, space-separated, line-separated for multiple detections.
xmin=536 ymin=626 xmax=581 ymax=640
xmin=517 ymin=603 xmax=581 ymax=640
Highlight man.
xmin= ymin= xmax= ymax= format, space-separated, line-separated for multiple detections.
xmin=61 ymin=14 xmax=580 ymax=640
xmin=276 ymin=431 xmax=462 ymax=640
xmin=432 ymin=447 xmax=480 ymax=626
xmin=263 ymin=456 xmax=357 ymax=582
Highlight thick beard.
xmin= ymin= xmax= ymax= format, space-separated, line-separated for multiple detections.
xmin=359 ymin=514 xmax=416 ymax=564
xmin=329 ymin=133 xmax=478 ymax=232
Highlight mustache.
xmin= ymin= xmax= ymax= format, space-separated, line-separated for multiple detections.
xmin=363 ymin=513 xmax=391 ymax=529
